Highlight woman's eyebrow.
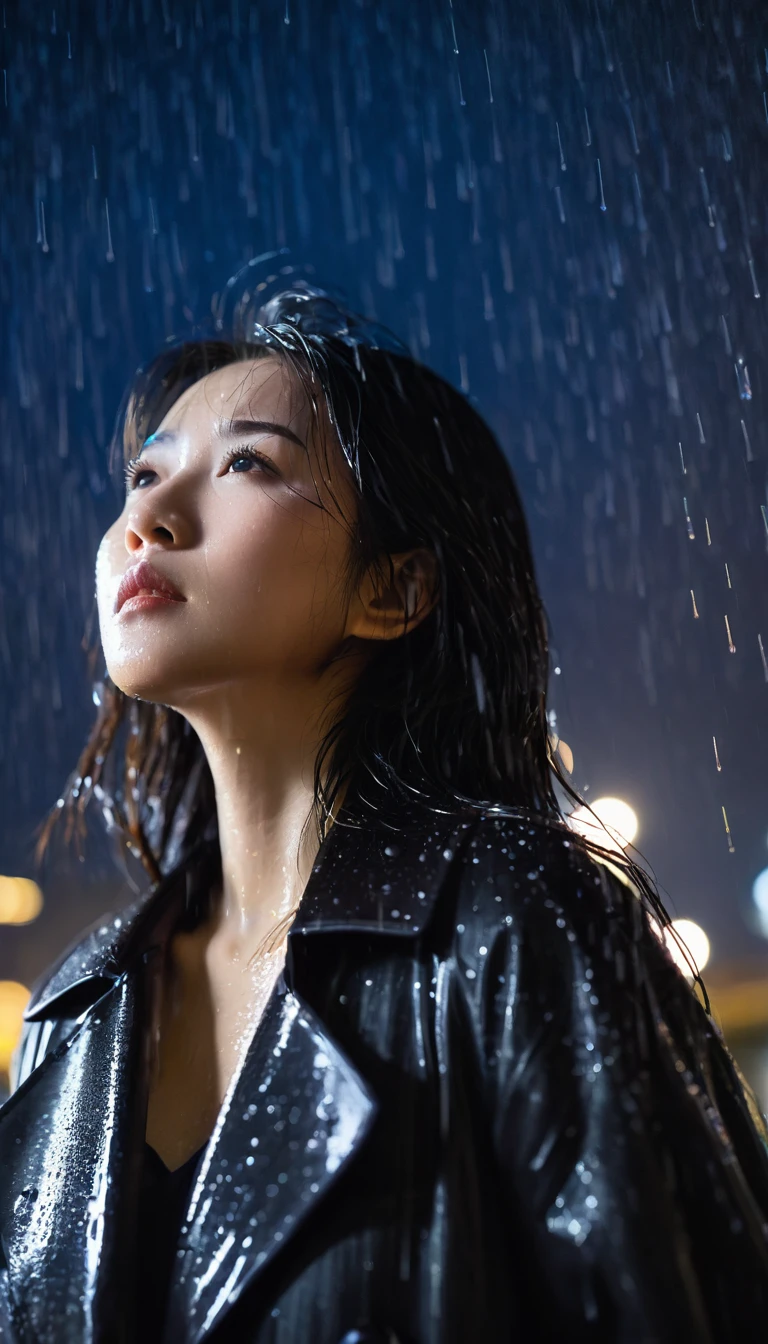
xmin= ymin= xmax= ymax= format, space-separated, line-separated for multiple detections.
xmin=137 ymin=429 xmax=174 ymax=458
xmin=138 ymin=418 xmax=308 ymax=458
xmin=217 ymin=417 xmax=308 ymax=452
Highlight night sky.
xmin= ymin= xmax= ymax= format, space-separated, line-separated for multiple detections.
xmin=2 ymin=0 xmax=768 ymax=987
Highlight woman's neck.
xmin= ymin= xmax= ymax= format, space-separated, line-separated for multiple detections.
xmin=174 ymin=668 xmax=356 ymax=962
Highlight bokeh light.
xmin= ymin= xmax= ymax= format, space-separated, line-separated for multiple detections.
xmin=0 ymin=981 xmax=30 ymax=1077
xmin=0 ymin=876 xmax=43 ymax=925
xmin=557 ymin=740 xmax=574 ymax=775
xmin=567 ymin=797 xmax=639 ymax=854
xmin=751 ymin=868 xmax=768 ymax=938
xmin=649 ymin=917 xmax=711 ymax=978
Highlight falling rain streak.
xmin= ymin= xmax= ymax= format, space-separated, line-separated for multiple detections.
xmin=684 ymin=498 xmax=695 ymax=540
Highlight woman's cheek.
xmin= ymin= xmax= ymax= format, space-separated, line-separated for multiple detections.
xmin=95 ymin=532 xmax=121 ymax=623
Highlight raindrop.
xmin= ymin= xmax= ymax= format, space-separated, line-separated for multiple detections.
xmin=39 ymin=201 xmax=49 ymax=254
xmin=556 ymin=121 xmax=566 ymax=170
xmin=449 ymin=2 xmax=459 ymax=55
xmin=104 ymin=199 xmax=114 ymax=262
xmin=734 ymin=356 xmax=752 ymax=400
xmin=713 ymin=737 xmax=722 ymax=772
xmin=632 ymin=173 xmax=647 ymax=231
xmin=683 ymin=497 xmax=695 ymax=540
xmin=722 ymin=806 xmax=735 ymax=853
xmin=484 ymin=49 xmax=494 ymax=104
xmin=724 ymin=615 xmax=736 ymax=654
xmin=596 ymin=159 xmax=606 ymax=211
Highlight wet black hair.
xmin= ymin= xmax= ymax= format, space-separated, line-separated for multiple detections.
xmin=36 ymin=281 xmax=701 ymax=997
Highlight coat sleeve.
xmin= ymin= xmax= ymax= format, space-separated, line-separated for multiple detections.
xmin=454 ymin=821 xmax=768 ymax=1343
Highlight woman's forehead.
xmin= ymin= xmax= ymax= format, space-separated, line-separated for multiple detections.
xmin=163 ymin=356 xmax=310 ymax=433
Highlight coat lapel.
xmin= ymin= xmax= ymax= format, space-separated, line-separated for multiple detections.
xmin=165 ymin=985 xmax=377 ymax=1344
xmin=2 ymin=799 xmax=482 ymax=1344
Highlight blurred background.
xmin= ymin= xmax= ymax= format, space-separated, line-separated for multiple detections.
xmin=1 ymin=0 xmax=767 ymax=1105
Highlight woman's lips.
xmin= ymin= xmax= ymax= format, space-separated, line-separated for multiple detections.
xmin=115 ymin=559 xmax=187 ymax=614
xmin=119 ymin=591 xmax=186 ymax=615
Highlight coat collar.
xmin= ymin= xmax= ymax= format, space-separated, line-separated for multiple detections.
xmin=7 ymin=794 xmax=483 ymax=1343
xmin=24 ymin=794 xmax=482 ymax=1023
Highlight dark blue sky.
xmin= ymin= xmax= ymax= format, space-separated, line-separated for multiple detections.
xmin=2 ymin=0 xmax=768 ymax=985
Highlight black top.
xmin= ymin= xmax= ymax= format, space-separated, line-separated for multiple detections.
xmin=136 ymin=1141 xmax=208 ymax=1344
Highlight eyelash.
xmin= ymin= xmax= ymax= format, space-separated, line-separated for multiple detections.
xmin=123 ymin=444 xmax=276 ymax=492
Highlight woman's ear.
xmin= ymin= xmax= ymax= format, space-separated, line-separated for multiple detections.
xmin=347 ymin=548 xmax=440 ymax=643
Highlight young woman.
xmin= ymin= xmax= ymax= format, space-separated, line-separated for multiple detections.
xmin=2 ymin=282 xmax=768 ymax=1344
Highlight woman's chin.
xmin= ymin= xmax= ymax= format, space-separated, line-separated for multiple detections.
xmin=106 ymin=662 xmax=189 ymax=708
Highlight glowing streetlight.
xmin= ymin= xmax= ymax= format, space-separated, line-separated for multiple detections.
xmin=567 ymin=796 xmax=639 ymax=854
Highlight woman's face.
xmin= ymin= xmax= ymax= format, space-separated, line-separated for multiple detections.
xmin=96 ymin=356 xmax=361 ymax=709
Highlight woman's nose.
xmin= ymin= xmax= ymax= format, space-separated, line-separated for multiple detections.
xmin=124 ymin=491 xmax=196 ymax=553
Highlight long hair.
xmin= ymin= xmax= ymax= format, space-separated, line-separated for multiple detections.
xmin=35 ymin=283 xmax=702 ymax=999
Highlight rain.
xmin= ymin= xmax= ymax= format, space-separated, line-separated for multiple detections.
xmin=1 ymin=0 xmax=768 ymax=1106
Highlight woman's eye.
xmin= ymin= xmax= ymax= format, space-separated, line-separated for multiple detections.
xmin=224 ymin=446 xmax=275 ymax=475
xmin=123 ymin=462 xmax=155 ymax=491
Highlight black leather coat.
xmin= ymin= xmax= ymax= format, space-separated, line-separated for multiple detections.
xmin=3 ymin=797 xmax=768 ymax=1344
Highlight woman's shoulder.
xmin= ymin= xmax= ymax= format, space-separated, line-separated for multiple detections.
xmin=456 ymin=806 xmax=644 ymax=928
xmin=448 ymin=805 xmax=702 ymax=1011
xmin=22 ymin=897 xmax=148 ymax=1024
xmin=450 ymin=807 xmax=728 ymax=1078
xmin=8 ymin=898 xmax=147 ymax=1095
